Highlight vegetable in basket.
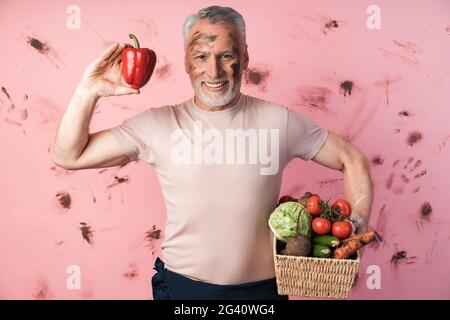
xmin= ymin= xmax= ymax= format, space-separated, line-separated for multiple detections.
xmin=279 ymin=201 xmax=313 ymax=257
xmin=280 ymin=235 xmax=311 ymax=257
xmin=342 ymin=230 xmax=378 ymax=245
xmin=333 ymin=231 xmax=378 ymax=259
xmin=331 ymin=221 xmax=353 ymax=240
xmin=331 ymin=199 xmax=352 ymax=218
xmin=312 ymin=235 xmax=340 ymax=248
xmin=312 ymin=244 xmax=331 ymax=258
xmin=268 ymin=201 xmax=312 ymax=241
xmin=311 ymin=217 xmax=332 ymax=235
xmin=306 ymin=194 xmax=323 ymax=216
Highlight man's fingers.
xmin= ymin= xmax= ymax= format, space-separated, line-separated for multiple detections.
xmin=110 ymin=43 xmax=127 ymax=62
xmin=96 ymin=43 xmax=119 ymax=63
xmin=114 ymin=54 xmax=123 ymax=66
xmin=113 ymin=86 xmax=140 ymax=96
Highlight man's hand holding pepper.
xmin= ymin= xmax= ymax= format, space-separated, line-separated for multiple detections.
xmin=78 ymin=43 xmax=140 ymax=98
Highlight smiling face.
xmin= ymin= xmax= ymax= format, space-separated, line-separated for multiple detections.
xmin=184 ymin=19 xmax=249 ymax=110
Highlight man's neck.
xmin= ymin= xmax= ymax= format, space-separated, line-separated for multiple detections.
xmin=194 ymin=92 xmax=241 ymax=112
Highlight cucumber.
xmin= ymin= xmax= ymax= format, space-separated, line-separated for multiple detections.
xmin=312 ymin=235 xmax=340 ymax=248
xmin=311 ymin=244 xmax=331 ymax=258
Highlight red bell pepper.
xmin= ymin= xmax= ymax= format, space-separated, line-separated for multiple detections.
xmin=121 ymin=33 xmax=157 ymax=89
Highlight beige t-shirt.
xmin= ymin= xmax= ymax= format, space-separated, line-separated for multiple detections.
xmin=110 ymin=93 xmax=328 ymax=285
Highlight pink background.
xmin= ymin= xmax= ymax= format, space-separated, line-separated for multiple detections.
xmin=1 ymin=0 xmax=449 ymax=300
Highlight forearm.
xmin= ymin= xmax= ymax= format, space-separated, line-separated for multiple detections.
xmin=52 ymin=84 xmax=99 ymax=164
xmin=342 ymin=155 xmax=374 ymax=233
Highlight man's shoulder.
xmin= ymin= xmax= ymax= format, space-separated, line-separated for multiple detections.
xmin=148 ymin=99 xmax=191 ymax=118
xmin=243 ymin=93 xmax=288 ymax=115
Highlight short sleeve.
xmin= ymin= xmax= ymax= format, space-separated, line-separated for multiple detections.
xmin=109 ymin=109 xmax=156 ymax=165
xmin=287 ymin=108 xmax=329 ymax=161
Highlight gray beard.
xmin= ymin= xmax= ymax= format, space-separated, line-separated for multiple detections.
xmin=194 ymin=79 xmax=241 ymax=109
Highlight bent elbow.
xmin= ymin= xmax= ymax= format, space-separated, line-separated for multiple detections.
xmin=51 ymin=155 xmax=76 ymax=170
xmin=341 ymin=152 xmax=369 ymax=173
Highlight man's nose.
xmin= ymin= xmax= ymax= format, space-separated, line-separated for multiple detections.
xmin=207 ymin=56 xmax=222 ymax=79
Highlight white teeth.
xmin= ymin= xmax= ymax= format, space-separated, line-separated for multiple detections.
xmin=204 ymin=81 xmax=226 ymax=88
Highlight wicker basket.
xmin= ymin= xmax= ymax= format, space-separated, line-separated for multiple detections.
xmin=273 ymin=235 xmax=360 ymax=299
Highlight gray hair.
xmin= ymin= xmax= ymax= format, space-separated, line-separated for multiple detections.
xmin=183 ymin=6 xmax=247 ymax=50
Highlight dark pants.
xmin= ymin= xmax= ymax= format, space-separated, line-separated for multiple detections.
xmin=151 ymin=257 xmax=289 ymax=300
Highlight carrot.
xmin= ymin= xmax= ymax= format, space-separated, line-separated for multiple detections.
xmin=341 ymin=231 xmax=378 ymax=246
xmin=333 ymin=231 xmax=378 ymax=259
xmin=333 ymin=239 xmax=364 ymax=259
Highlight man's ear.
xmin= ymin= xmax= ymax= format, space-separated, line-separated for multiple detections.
xmin=184 ymin=54 xmax=189 ymax=73
xmin=243 ymin=45 xmax=249 ymax=70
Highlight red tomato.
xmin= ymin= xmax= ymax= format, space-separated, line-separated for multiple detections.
xmin=331 ymin=221 xmax=353 ymax=239
xmin=306 ymin=195 xmax=323 ymax=216
xmin=312 ymin=218 xmax=332 ymax=235
xmin=332 ymin=199 xmax=352 ymax=218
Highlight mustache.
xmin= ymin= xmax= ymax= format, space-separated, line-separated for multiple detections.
xmin=199 ymin=77 xmax=229 ymax=83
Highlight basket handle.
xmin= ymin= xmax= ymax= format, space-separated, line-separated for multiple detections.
xmin=295 ymin=205 xmax=301 ymax=236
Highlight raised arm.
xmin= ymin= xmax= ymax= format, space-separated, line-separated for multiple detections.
xmin=52 ymin=43 xmax=139 ymax=170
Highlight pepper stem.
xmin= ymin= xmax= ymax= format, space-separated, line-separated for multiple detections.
xmin=129 ymin=33 xmax=140 ymax=49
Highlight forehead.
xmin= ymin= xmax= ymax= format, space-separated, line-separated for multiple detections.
xmin=187 ymin=19 xmax=240 ymax=49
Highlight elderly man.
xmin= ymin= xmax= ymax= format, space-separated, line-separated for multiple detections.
xmin=52 ymin=6 xmax=373 ymax=300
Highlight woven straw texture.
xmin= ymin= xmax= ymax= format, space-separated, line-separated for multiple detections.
xmin=273 ymin=235 xmax=360 ymax=299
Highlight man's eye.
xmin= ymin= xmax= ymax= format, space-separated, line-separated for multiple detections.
xmin=222 ymin=55 xmax=233 ymax=59
xmin=195 ymin=55 xmax=206 ymax=60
